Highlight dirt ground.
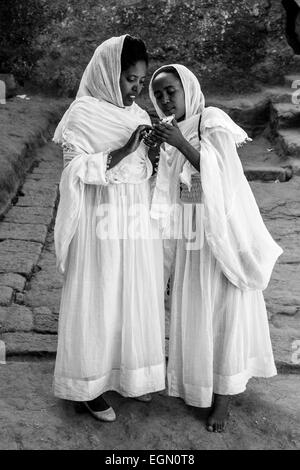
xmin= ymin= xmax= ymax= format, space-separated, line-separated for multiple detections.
xmin=0 ymin=361 xmax=299 ymax=450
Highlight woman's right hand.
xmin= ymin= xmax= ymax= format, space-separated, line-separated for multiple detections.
xmin=123 ymin=125 xmax=152 ymax=155
xmin=107 ymin=125 xmax=153 ymax=170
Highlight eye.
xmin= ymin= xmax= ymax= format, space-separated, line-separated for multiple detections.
xmin=167 ymin=88 xmax=176 ymax=95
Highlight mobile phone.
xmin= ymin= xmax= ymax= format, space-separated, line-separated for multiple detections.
xmin=160 ymin=114 xmax=175 ymax=124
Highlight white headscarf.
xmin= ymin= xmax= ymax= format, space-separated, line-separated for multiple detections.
xmin=54 ymin=35 xmax=128 ymax=144
xmin=149 ymin=63 xmax=205 ymax=120
xmin=76 ymin=35 xmax=126 ymax=105
xmin=150 ymin=64 xmax=283 ymax=291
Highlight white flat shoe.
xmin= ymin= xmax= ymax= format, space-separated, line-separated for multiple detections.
xmin=83 ymin=401 xmax=116 ymax=422
xmin=134 ymin=394 xmax=152 ymax=402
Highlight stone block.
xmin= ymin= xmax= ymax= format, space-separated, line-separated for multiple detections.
xmin=0 ymin=222 xmax=48 ymax=243
xmin=0 ymin=273 xmax=26 ymax=291
xmin=0 ymin=332 xmax=57 ymax=356
xmin=0 ymin=286 xmax=13 ymax=306
xmin=33 ymin=306 xmax=58 ymax=333
xmin=0 ymin=305 xmax=33 ymax=332
xmin=0 ymin=73 xmax=17 ymax=98
xmin=4 ymin=206 xmax=53 ymax=225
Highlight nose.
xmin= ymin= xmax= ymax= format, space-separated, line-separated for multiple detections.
xmin=161 ymin=92 xmax=170 ymax=104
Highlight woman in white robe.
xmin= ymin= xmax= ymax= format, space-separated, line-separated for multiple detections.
xmin=52 ymin=36 xmax=165 ymax=421
xmin=149 ymin=64 xmax=283 ymax=432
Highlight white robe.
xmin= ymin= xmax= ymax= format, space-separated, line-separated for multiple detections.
xmin=148 ymin=63 xmax=282 ymax=407
xmin=164 ymin=124 xmax=279 ymax=407
xmin=53 ymin=97 xmax=165 ymax=401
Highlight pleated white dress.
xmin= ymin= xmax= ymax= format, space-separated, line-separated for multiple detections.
xmin=166 ymin=229 xmax=277 ymax=408
xmin=53 ymin=114 xmax=165 ymax=401
xmin=160 ymin=124 xmax=278 ymax=408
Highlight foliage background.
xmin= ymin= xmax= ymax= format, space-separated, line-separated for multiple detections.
xmin=0 ymin=0 xmax=294 ymax=95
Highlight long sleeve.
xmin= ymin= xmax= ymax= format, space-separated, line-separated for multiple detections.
xmin=201 ymin=127 xmax=283 ymax=291
xmin=62 ymin=143 xmax=110 ymax=186
xmin=54 ymin=144 xmax=109 ymax=275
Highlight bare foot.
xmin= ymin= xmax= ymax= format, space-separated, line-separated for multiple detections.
xmin=134 ymin=394 xmax=152 ymax=402
xmin=206 ymin=394 xmax=231 ymax=433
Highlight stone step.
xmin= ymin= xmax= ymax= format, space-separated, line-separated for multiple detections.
xmin=270 ymin=102 xmax=300 ymax=129
xmin=0 ymin=332 xmax=57 ymax=357
xmin=244 ymin=165 xmax=292 ymax=182
xmin=284 ymin=74 xmax=300 ymax=88
xmin=286 ymin=157 xmax=300 ymax=176
xmin=269 ymin=314 xmax=300 ymax=373
xmin=275 ymin=129 xmax=300 ymax=159
xmin=265 ymin=86 xmax=297 ymax=104
xmin=287 ymin=54 xmax=300 ymax=73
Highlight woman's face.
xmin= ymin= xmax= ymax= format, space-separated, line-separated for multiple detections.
xmin=120 ymin=60 xmax=147 ymax=106
xmin=152 ymin=72 xmax=185 ymax=121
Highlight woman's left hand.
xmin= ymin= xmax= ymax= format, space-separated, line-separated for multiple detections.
xmin=152 ymin=119 xmax=185 ymax=150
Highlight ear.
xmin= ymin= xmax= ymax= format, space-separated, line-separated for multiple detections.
xmin=171 ymin=118 xmax=179 ymax=128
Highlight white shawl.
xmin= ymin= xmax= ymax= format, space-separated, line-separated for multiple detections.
xmin=53 ymin=36 xmax=151 ymax=275
xmin=149 ymin=64 xmax=283 ymax=291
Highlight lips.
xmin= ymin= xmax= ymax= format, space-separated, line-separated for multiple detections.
xmin=163 ymin=106 xmax=175 ymax=115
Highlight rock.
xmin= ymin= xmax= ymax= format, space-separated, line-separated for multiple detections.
xmin=29 ymin=173 xmax=60 ymax=184
xmin=275 ymin=129 xmax=300 ymax=159
xmin=16 ymin=187 xmax=58 ymax=208
xmin=0 ymin=240 xmax=43 ymax=276
xmin=0 ymin=74 xmax=17 ymax=99
xmin=250 ymin=177 xmax=300 ymax=218
xmin=0 ymin=332 xmax=57 ymax=356
xmin=24 ymin=287 xmax=61 ymax=313
xmin=38 ymin=143 xmax=64 ymax=165
xmin=0 ymin=239 xmax=43 ymax=255
xmin=0 ymin=273 xmax=26 ymax=291
xmin=4 ymin=206 xmax=54 ymax=225
xmin=0 ymin=305 xmax=33 ymax=332
xmin=0 ymin=286 xmax=13 ymax=306
xmin=264 ymin=263 xmax=300 ymax=315
xmin=206 ymin=93 xmax=270 ymax=137
xmin=270 ymin=102 xmax=300 ymax=129
xmin=0 ymin=254 xmax=35 ymax=276
xmin=284 ymin=74 xmax=300 ymax=88
xmin=33 ymin=307 xmax=58 ymax=333
xmin=262 ymin=221 xmax=300 ymax=265
xmin=265 ymin=86 xmax=296 ymax=104
xmin=15 ymin=293 xmax=24 ymax=304
xmin=244 ymin=166 xmax=288 ymax=182
xmin=22 ymin=179 xmax=58 ymax=191
xmin=0 ymin=222 xmax=48 ymax=244
xmin=270 ymin=315 xmax=300 ymax=371
xmin=287 ymin=158 xmax=300 ymax=176
xmin=268 ymin=304 xmax=299 ymax=316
